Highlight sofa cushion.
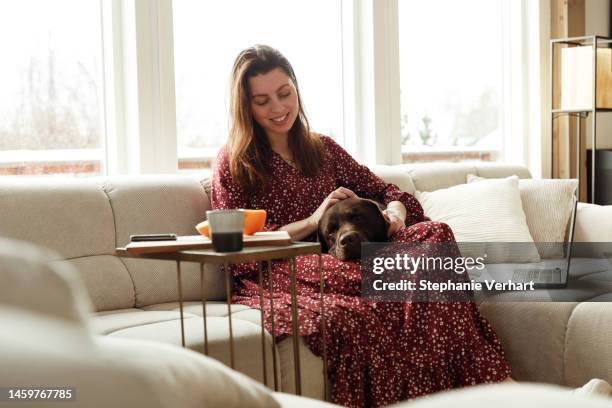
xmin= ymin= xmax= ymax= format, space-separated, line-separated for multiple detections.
xmin=416 ymin=177 xmax=540 ymax=263
xmin=0 ymin=178 xmax=116 ymax=259
xmin=139 ymin=301 xmax=325 ymax=398
xmin=468 ymin=175 xmax=578 ymax=258
xmin=107 ymin=315 xmax=276 ymax=385
xmin=406 ymin=163 xmax=479 ymax=192
xmin=394 ymin=383 xmax=610 ymax=408
xmin=143 ymin=301 xmax=252 ymax=317
xmin=1 ymin=306 xmax=280 ymax=408
xmin=0 ymin=308 xmax=168 ymax=408
xmin=565 ymin=302 xmax=612 ymax=387
xmin=277 ymin=336 xmax=326 ymax=400
xmin=97 ymin=336 xmax=281 ymax=408
xmin=273 ymin=393 xmax=337 ymax=408
xmin=103 ymin=176 xmax=225 ymax=305
xmin=402 ymin=162 xmax=532 ymax=193
xmin=478 ymin=302 xmax=577 ymax=384
xmin=474 ymin=163 xmax=532 ymax=179
xmin=102 ymin=175 xmax=210 ymax=244
xmin=92 ymin=309 xmax=199 ymax=335
xmin=120 ymin=258 xmax=225 ymax=307
xmin=53 ymin=255 xmax=136 ymax=311
xmin=371 ymin=165 xmax=417 ymax=195
xmin=575 ymin=203 xmax=612 ymax=242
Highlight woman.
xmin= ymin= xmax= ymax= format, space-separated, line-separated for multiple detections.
xmin=211 ymin=45 xmax=512 ymax=407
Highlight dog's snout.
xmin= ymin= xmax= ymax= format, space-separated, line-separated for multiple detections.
xmin=339 ymin=232 xmax=360 ymax=248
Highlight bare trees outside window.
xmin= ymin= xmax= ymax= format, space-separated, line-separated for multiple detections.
xmin=0 ymin=1 xmax=103 ymax=176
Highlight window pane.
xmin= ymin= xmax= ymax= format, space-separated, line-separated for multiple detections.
xmin=173 ymin=0 xmax=343 ymax=172
xmin=0 ymin=0 xmax=104 ymax=177
xmin=398 ymin=0 xmax=503 ymax=163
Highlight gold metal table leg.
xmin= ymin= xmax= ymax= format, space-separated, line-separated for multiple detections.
xmin=224 ymin=261 xmax=235 ymax=369
xmin=318 ymin=254 xmax=328 ymax=400
xmin=257 ymin=262 xmax=268 ymax=387
xmin=200 ymin=263 xmax=209 ymax=355
xmin=267 ymin=261 xmax=279 ymax=392
xmin=177 ymin=260 xmax=185 ymax=348
xmin=289 ymin=257 xmax=302 ymax=395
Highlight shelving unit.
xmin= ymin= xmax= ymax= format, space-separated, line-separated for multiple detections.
xmin=550 ymin=35 xmax=612 ymax=204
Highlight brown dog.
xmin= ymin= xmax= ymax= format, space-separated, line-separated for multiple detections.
xmin=317 ymin=197 xmax=389 ymax=260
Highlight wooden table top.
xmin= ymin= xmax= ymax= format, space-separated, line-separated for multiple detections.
xmin=116 ymin=241 xmax=322 ymax=264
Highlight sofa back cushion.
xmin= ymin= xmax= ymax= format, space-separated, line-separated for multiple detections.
xmin=0 ymin=178 xmax=136 ymax=312
xmin=400 ymin=162 xmax=532 ymax=192
xmin=103 ymin=176 xmax=225 ymax=307
xmin=0 ymin=178 xmax=115 ymax=258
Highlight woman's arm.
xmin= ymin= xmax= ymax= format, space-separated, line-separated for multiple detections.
xmin=279 ymin=218 xmax=316 ymax=241
xmin=383 ymin=200 xmax=408 ymax=237
xmin=322 ymin=136 xmax=424 ymax=227
xmin=280 ymin=187 xmax=357 ymax=241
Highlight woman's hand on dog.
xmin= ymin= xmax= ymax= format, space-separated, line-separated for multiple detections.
xmin=308 ymin=187 xmax=357 ymax=229
xmin=382 ymin=209 xmax=406 ymax=238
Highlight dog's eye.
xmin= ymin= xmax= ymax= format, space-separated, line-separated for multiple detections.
xmin=351 ymin=214 xmax=361 ymax=222
xmin=327 ymin=233 xmax=335 ymax=242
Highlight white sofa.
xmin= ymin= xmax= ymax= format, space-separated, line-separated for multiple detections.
xmin=2 ymin=237 xmax=610 ymax=408
xmin=1 ymin=162 xmax=612 ymax=402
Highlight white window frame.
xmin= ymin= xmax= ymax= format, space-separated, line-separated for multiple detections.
xmin=364 ymin=0 xmax=542 ymax=171
xmin=98 ymin=0 xmax=543 ymax=174
xmin=501 ymin=0 xmax=549 ymax=178
xmin=344 ymin=0 xmax=402 ymax=165
xmin=501 ymin=0 xmax=547 ymax=177
xmin=101 ymin=0 xmax=177 ymax=175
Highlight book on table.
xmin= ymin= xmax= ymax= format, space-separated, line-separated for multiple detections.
xmin=125 ymin=231 xmax=292 ymax=254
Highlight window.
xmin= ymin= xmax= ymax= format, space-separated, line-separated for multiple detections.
xmin=0 ymin=0 xmax=105 ymax=176
xmin=172 ymin=0 xmax=344 ymax=172
xmin=398 ymin=0 xmax=504 ymax=163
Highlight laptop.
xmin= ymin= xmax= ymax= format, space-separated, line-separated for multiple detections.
xmin=510 ymin=195 xmax=578 ymax=289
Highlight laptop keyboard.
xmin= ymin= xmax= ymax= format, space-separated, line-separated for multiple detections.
xmin=512 ymin=268 xmax=562 ymax=283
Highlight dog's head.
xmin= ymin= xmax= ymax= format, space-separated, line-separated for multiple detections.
xmin=317 ymin=197 xmax=389 ymax=260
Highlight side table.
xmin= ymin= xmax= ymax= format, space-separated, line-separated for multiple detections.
xmin=115 ymin=242 xmax=327 ymax=397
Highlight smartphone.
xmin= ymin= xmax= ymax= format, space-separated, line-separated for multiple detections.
xmin=130 ymin=233 xmax=177 ymax=242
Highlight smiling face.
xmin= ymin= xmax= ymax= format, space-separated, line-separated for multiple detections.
xmin=248 ymin=67 xmax=300 ymax=140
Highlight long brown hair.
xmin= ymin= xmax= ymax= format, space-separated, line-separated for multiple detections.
xmin=227 ymin=45 xmax=324 ymax=195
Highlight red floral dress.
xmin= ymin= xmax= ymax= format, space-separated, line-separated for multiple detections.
xmin=211 ymin=135 xmax=511 ymax=407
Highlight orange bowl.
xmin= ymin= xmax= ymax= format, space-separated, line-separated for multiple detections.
xmin=195 ymin=209 xmax=266 ymax=238
xmin=243 ymin=209 xmax=267 ymax=235
xmin=195 ymin=220 xmax=211 ymax=237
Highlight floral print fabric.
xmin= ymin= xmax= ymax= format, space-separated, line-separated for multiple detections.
xmin=211 ymin=136 xmax=511 ymax=407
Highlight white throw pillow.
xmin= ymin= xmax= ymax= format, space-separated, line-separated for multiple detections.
xmin=467 ymin=175 xmax=578 ymax=258
xmin=416 ymin=177 xmax=540 ymax=263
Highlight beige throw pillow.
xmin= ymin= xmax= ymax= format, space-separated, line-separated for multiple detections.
xmin=575 ymin=202 xmax=612 ymax=242
xmin=416 ymin=177 xmax=540 ymax=263
xmin=467 ymin=175 xmax=578 ymax=258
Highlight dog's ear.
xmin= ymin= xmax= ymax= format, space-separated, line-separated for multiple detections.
xmin=364 ymin=199 xmax=390 ymax=241
xmin=317 ymin=220 xmax=329 ymax=253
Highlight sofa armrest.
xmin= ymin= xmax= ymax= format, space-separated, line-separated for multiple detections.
xmin=0 ymin=237 xmax=93 ymax=327
xmin=371 ymin=165 xmax=417 ymax=195
xmin=564 ymin=302 xmax=612 ymax=387
xmin=479 ymin=301 xmax=612 ymax=387
xmin=575 ymin=202 xmax=612 ymax=242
